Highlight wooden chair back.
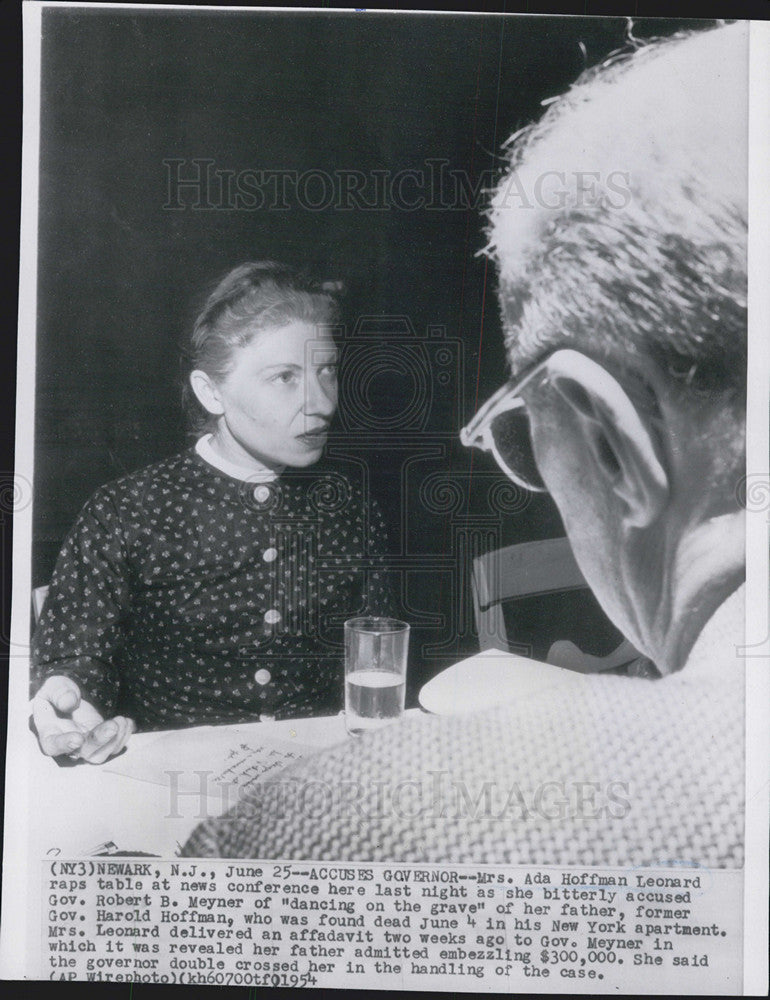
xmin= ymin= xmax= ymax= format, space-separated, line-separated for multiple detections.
xmin=472 ymin=538 xmax=644 ymax=673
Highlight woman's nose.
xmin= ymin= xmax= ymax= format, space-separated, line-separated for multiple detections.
xmin=304 ymin=374 xmax=337 ymax=416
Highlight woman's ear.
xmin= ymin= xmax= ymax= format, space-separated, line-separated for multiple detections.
xmin=546 ymin=353 xmax=669 ymax=529
xmin=188 ymin=370 xmax=225 ymax=417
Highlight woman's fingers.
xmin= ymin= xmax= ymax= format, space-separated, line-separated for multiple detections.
xmin=72 ymin=697 xmax=107 ymax=733
xmin=33 ymin=698 xmax=86 ymax=757
xmin=31 ymin=677 xmax=135 ymax=763
xmin=32 ymin=677 xmax=88 ymax=757
xmin=80 ymin=716 xmax=136 ymax=764
xmin=37 ymin=675 xmax=82 ymax=714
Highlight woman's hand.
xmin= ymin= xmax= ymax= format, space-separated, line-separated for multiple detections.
xmin=32 ymin=676 xmax=136 ymax=763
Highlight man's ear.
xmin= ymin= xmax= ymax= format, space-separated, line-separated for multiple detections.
xmin=189 ymin=370 xmax=225 ymax=417
xmin=545 ymin=352 xmax=669 ymax=529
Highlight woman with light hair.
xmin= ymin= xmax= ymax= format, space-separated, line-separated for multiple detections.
xmin=31 ymin=262 xmax=393 ymax=762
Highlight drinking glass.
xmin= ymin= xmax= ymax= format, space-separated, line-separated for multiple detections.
xmin=344 ymin=617 xmax=409 ymax=736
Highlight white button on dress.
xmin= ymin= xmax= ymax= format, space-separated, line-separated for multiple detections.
xmin=264 ymin=609 xmax=281 ymax=624
xmin=253 ymin=485 xmax=271 ymax=503
xmin=263 ymin=547 xmax=278 ymax=562
xmin=254 ymin=668 xmax=272 ymax=685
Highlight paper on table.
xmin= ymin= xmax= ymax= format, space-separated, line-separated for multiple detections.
xmin=33 ymin=727 xmax=316 ymax=859
xmin=418 ymin=647 xmax=587 ymax=716
xmin=104 ymin=723 xmax=313 ymax=799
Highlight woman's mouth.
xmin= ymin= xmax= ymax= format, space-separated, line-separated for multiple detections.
xmin=296 ymin=429 xmax=329 ymax=447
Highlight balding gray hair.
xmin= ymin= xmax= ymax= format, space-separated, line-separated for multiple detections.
xmin=486 ymin=22 xmax=748 ymax=403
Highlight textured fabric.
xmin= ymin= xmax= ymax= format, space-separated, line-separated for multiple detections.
xmin=31 ymin=449 xmax=393 ymax=729
xmin=182 ymin=588 xmax=745 ymax=867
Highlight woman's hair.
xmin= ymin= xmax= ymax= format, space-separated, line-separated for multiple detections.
xmin=181 ymin=261 xmax=341 ymax=435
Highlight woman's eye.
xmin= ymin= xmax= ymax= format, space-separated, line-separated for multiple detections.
xmin=273 ymin=371 xmax=297 ymax=384
xmin=320 ymin=364 xmax=338 ymax=378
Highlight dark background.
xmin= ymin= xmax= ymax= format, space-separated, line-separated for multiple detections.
xmin=33 ymin=9 xmax=719 ymax=692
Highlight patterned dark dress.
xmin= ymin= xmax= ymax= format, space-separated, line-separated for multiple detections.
xmin=31 ymin=449 xmax=393 ymax=729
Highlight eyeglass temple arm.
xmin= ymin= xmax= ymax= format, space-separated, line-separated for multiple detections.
xmin=460 ymin=381 xmax=527 ymax=451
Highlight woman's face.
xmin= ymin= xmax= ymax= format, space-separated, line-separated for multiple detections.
xmin=200 ymin=320 xmax=338 ymax=470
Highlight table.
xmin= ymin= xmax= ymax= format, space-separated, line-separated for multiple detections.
xmin=27 ymin=710 xmax=422 ymax=859
xmin=27 ymin=648 xmax=556 ymax=857
xmin=27 ymin=647 xmax=572 ymax=857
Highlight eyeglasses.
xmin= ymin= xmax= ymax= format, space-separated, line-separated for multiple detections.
xmin=460 ymin=354 xmax=554 ymax=493
xmin=462 ymin=348 xmax=663 ymax=493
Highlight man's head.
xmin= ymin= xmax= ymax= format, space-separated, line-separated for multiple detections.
xmin=479 ymin=23 xmax=748 ymax=672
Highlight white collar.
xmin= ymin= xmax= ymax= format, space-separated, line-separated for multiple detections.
xmin=195 ymin=434 xmax=281 ymax=483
